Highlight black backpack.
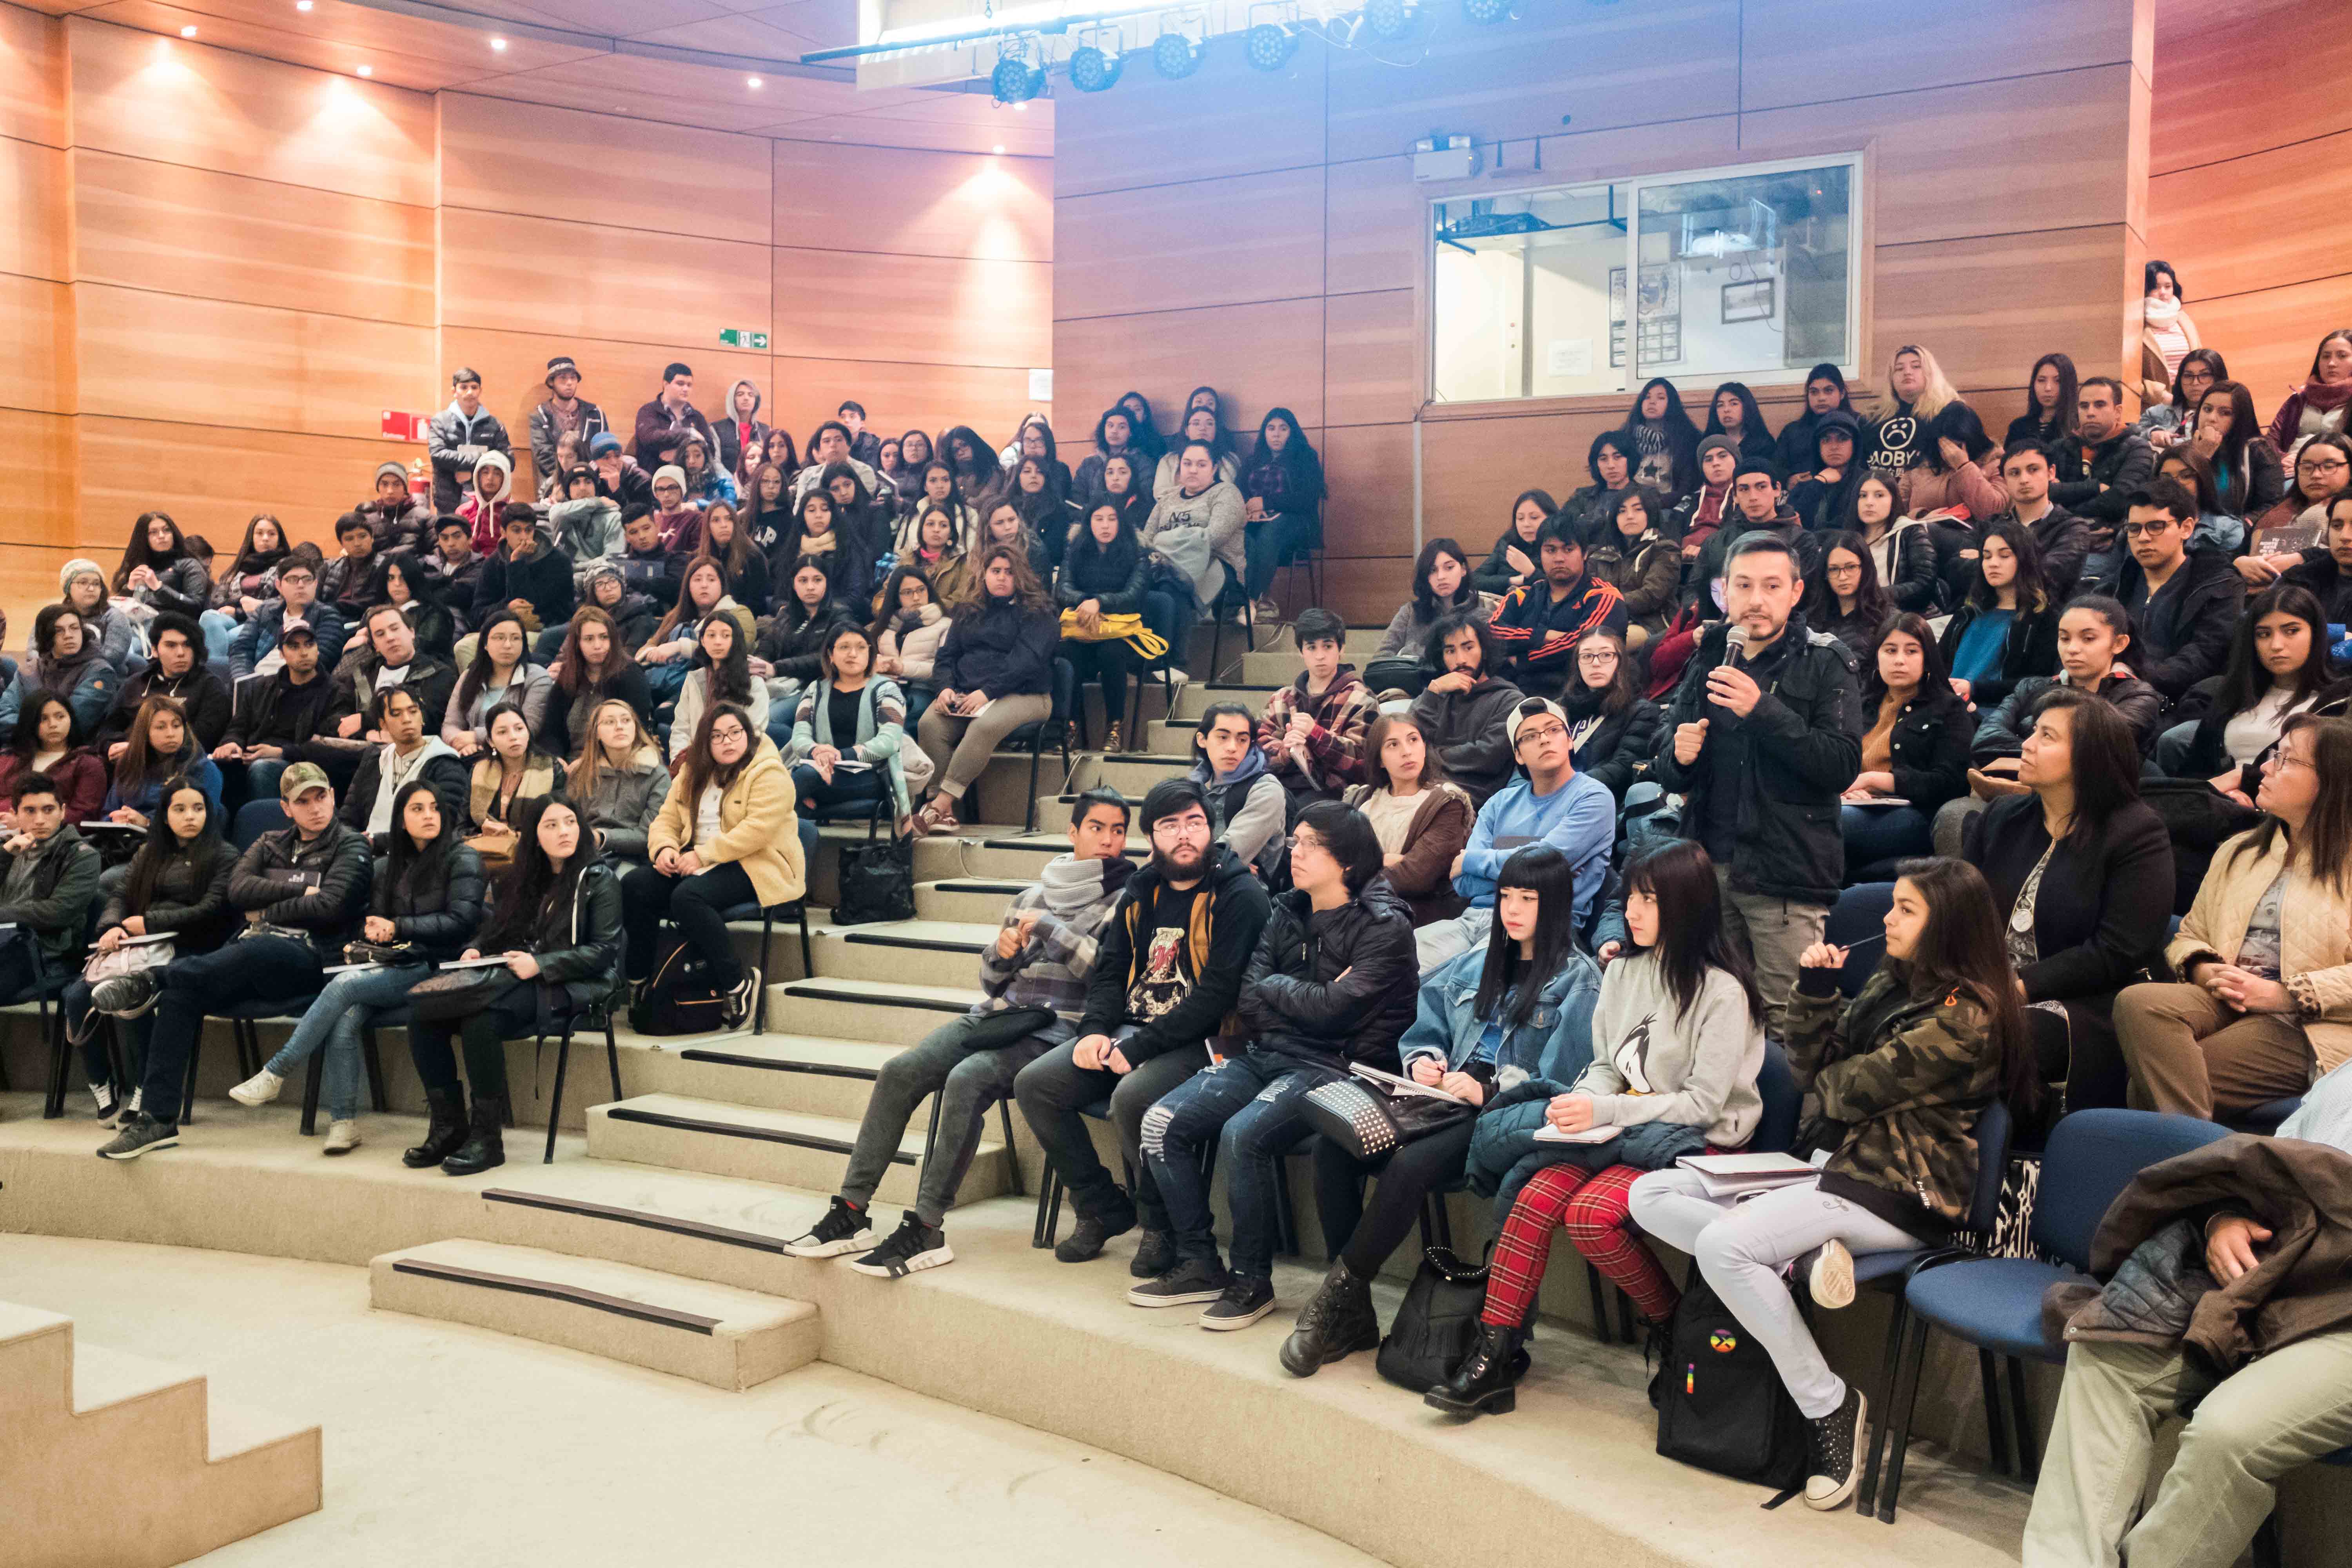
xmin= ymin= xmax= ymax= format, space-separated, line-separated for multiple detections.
xmin=1651 ymin=1275 xmax=1809 ymax=1503
xmin=626 ymin=937 xmax=729 ymax=1035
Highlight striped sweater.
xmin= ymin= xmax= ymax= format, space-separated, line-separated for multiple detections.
xmin=974 ymin=855 xmax=1131 ymax=1042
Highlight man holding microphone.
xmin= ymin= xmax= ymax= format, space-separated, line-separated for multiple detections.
xmin=1652 ymin=534 xmax=1862 ymax=1033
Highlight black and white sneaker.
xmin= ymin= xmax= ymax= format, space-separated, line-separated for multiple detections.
xmin=843 ymin=1213 xmax=953 ymax=1278
xmin=1804 ymin=1384 xmax=1869 ymax=1510
xmin=96 ymin=1112 xmax=178 ymax=1161
xmin=1200 ymin=1275 xmax=1276 ymax=1330
xmin=1126 ymin=1256 xmax=1230 ymax=1308
xmin=781 ymin=1196 xmax=876 ymax=1259
xmin=724 ymin=966 xmax=762 ymax=1030
xmin=91 ymin=973 xmax=160 ymax=1018
xmin=88 ymin=1081 xmax=120 ymax=1125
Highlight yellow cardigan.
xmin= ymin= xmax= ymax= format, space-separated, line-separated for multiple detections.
xmin=647 ymin=737 xmax=806 ymax=908
xmin=2167 ymin=828 xmax=2352 ymax=1076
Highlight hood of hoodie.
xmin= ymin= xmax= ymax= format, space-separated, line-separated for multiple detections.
xmin=472 ymin=448 xmax=513 ymax=501
xmin=1293 ymin=663 xmax=1364 ymax=708
xmin=1189 ymin=743 xmax=1270 ymax=792
xmin=725 ymin=379 xmax=762 ymax=424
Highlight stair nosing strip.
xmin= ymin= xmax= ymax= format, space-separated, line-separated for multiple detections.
xmin=839 ymin=933 xmax=986 ymax=954
xmin=388 ymin=1258 xmax=723 ymax=1335
xmin=931 ymin=880 xmax=1029 ymax=892
xmin=780 ymin=984 xmax=971 ymax=1015
xmin=677 ymin=1049 xmax=877 ymax=1081
xmin=603 ymin=1104 xmax=916 ymax=1165
xmin=483 ymin=1188 xmax=796 ymax=1253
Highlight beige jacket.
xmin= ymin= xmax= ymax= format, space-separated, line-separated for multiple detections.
xmin=2167 ymin=828 xmax=2352 ymax=1075
xmin=647 ymin=737 xmax=806 ymax=908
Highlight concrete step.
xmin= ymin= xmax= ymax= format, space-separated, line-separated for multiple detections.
xmin=916 ymin=878 xmax=1028 ymax=922
xmin=1093 ymin=753 xmax=1192 ymax=797
xmin=1169 ymin=679 xmax=1278 ymax=722
xmin=766 ymin=976 xmax=988 ymax=1044
xmin=1256 ymin=623 xmax=1387 ymax=662
xmin=1241 ymin=649 xmax=1310 ymax=686
xmin=586 ymin=1092 xmax=1009 ymax=1209
xmin=370 ymin=1238 xmax=820 ymax=1392
xmin=1 ymin=1303 xmax=320 ymax=1568
xmin=634 ymin=1034 xmax=905 ymax=1120
xmin=810 ymin=919 xmax=995 ymax=987
xmin=946 ymin=833 xmax=1142 ymax=880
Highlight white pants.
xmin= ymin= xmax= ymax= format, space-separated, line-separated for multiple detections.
xmin=1628 ymin=1169 xmax=1924 ymax=1419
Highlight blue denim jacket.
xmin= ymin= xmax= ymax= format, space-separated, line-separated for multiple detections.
xmin=1396 ymin=943 xmax=1601 ymax=1092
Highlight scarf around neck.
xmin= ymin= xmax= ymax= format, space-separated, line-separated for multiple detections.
xmin=1036 ymin=851 xmax=1134 ymax=918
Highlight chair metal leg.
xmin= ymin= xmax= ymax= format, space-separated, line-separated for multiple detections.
xmin=103 ymin=1020 xmax=127 ymax=1105
xmin=997 ymin=1098 xmax=1024 ymax=1198
xmin=1586 ymin=1261 xmax=1614 ymax=1344
xmin=604 ymin=1015 xmax=622 ymax=1102
xmin=299 ymin=1051 xmax=323 ymax=1136
xmin=543 ymin=1025 xmax=572 ymax=1164
xmin=755 ymin=908 xmax=775 ymax=1033
xmin=2007 ymin=1355 xmax=2041 ymax=1481
xmin=1033 ymin=1167 xmax=1064 ymax=1249
xmin=2251 ymin=1514 xmax=2286 ymax=1568
xmin=181 ymin=1031 xmax=202 ymax=1124
xmin=1272 ymin=1156 xmax=1299 ymax=1257
xmin=42 ymin=992 xmax=66 ymax=1119
xmin=1978 ymin=1347 xmax=2014 ymax=1476
xmin=233 ymin=1020 xmax=257 ymax=1080
xmin=1858 ymin=1294 xmax=1913 ymax=1513
xmin=1024 ymin=743 xmax=1041 ymax=834
xmin=1876 ymin=1312 xmax=1933 ymax=1524
xmin=1617 ymin=1289 xmax=1637 ymax=1342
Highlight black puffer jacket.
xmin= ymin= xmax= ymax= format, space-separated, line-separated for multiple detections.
xmin=938 ymin=594 xmax=1057 ymax=698
xmin=1652 ymin=614 xmax=1864 ymax=906
xmin=372 ymin=838 xmax=486 ymax=963
xmin=1862 ymin=686 xmax=1975 ymax=813
xmin=99 ymin=840 xmax=235 ymax=954
xmin=1236 ymin=878 xmax=1418 ymax=1074
xmin=757 ymin=604 xmax=851 ymax=685
xmin=1054 ymin=539 xmax=1146 ymax=615
xmin=486 ymin=857 xmax=624 ymax=1024
xmin=229 ymin=821 xmax=373 ymax=958
xmin=1561 ymin=685 xmax=1662 ymax=802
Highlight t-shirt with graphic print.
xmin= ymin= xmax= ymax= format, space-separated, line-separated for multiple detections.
xmin=1126 ymin=880 xmax=1207 ymax=1024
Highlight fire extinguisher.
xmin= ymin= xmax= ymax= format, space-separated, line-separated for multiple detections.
xmin=408 ymin=456 xmax=428 ymax=502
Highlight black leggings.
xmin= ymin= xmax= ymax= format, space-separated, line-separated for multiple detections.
xmin=408 ymin=983 xmax=539 ymax=1102
xmin=620 ymin=859 xmax=760 ymax=988
xmin=1312 ymin=1118 xmax=1477 ymax=1278
xmin=1060 ymin=638 xmax=1138 ymax=744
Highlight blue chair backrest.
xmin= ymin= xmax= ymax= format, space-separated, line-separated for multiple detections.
xmin=232 ymin=798 xmax=288 ymax=850
xmin=1825 ymin=882 xmax=1896 ymax=999
xmin=1964 ymin=1098 xmax=2014 ymax=1236
xmin=2033 ymin=1108 xmax=2231 ymax=1270
xmin=1751 ymin=1038 xmax=1801 ymax=1154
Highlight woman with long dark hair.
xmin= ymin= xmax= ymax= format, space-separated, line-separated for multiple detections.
xmin=1114 ymin=390 xmax=1167 ymax=466
xmin=103 ymin=695 xmax=222 ymax=825
xmin=381 ymin=552 xmax=455 ymax=660
xmin=1900 ymin=400 xmax=2006 ymax=526
xmin=755 ymin=554 xmax=849 ymax=710
xmin=1152 ymin=405 xmax=1238 ymax=499
xmin=938 ymin=424 xmax=1002 ymax=501
xmin=1097 ymin=451 xmax=1152 ymax=536
xmin=636 ymin=555 xmax=749 ymax=702
xmin=696 ymin=500 xmax=771 ymax=616
xmin=1624 ymin=378 xmax=1701 ymax=499
xmin=2144 ymin=347 xmax=2225 ymax=449
xmin=2139 ymin=259 xmax=2202 ymax=411
xmin=742 ymin=460 xmax=795 ymax=561
xmin=1429 ymin=840 xmax=1765 ymax=1415
xmin=629 ymin=703 xmax=800 ymax=1025
xmin=2241 ymin=430 xmax=2352 ymax=575
xmin=1289 ymin=844 xmax=1602 ymax=1381
xmin=1703 ymin=381 xmax=1776 ymax=463
xmin=1011 ymin=454 xmax=1078 ymax=566
xmin=69 ymin=781 xmax=232 ymax=1122
xmin=2154 ymin=447 xmax=2245 ymax=555
xmin=1630 ymin=855 xmax=2035 ymax=1509
xmin=112 ymin=510 xmax=213 ymax=620
xmin=1008 ymin=415 xmax=1073 ymax=500
xmin=873 ymin=564 xmax=948 ymax=713
xmin=941 ymin=497 xmax=1050 ymax=606
xmin=232 ymin=779 xmax=485 ymax=1152
xmin=551 ymin=604 xmax=653 ymax=753
xmin=464 ymin=701 xmax=564 ymax=853
xmin=881 ymin=427 xmax=929 ymax=495
xmin=1474 ymin=490 xmax=1561 ymax=596
xmin=2007 ymin=352 xmax=2080 ymax=451
xmin=2178 ymin=379 xmax=2284 ymax=520
xmin=2119 ymin=713 xmax=2352 ymax=1119
xmin=413 ymin=794 xmax=620 ymax=1174
xmin=787 ymin=470 xmax=878 ymax=609
xmin=1814 ymin=531 xmax=1896 ymax=668
xmin=787 ymin=622 xmax=918 ymax=829
xmin=2266 ymin=328 xmax=2352 ymax=453
xmin=1339 ymin=713 xmax=1472 ymax=926
xmin=24 ymin=604 xmax=117 ymax=739
xmin=445 ymin=609 xmax=555 ymax=756
xmin=1938 ymin=519 xmax=2058 ymax=710
xmin=2152 ymin=584 xmax=2338 ymax=792
xmin=1585 ymin=488 xmax=1681 ymax=645
xmin=1240 ymin=406 xmax=1326 ymax=606
xmin=1073 ymin=407 xmax=1140 ymax=508
xmin=1056 ymin=500 xmax=1149 ymax=749
xmin=1559 ymin=628 xmax=1662 ymax=802
xmin=1374 ymin=537 xmax=1491 ymax=686
xmin=913 ymin=546 xmax=1057 ymax=834
xmin=200 ymin=512 xmax=290 ymax=657
xmin=670 ymin=611 xmax=765 ymax=757
xmin=1842 ymin=612 xmax=1973 ymax=878
xmin=0 ymin=693 xmax=103 ymax=825
xmin=892 ymin=463 xmax=979 ymax=555
xmin=1855 ymin=470 xmax=1940 ymax=613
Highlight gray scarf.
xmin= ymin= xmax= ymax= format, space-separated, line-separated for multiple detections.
xmin=1036 ymin=852 xmax=1129 ymax=918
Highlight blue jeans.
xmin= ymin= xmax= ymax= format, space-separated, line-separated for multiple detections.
xmin=791 ymin=762 xmax=884 ymax=817
xmin=199 ymin=608 xmax=243 ymax=662
xmin=262 ymin=963 xmax=430 ymax=1119
xmin=1840 ymin=802 xmax=1934 ymax=883
xmin=1140 ymin=1051 xmax=1332 ymax=1279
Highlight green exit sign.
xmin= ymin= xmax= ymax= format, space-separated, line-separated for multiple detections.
xmin=719 ymin=329 xmax=770 ymax=349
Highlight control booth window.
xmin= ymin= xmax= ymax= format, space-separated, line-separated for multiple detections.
xmin=1431 ymin=155 xmax=1861 ymax=405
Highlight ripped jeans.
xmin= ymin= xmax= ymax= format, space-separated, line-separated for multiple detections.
xmin=1140 ymin=1050 xmax=1333 ymax=1280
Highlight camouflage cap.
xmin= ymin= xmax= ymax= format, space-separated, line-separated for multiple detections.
xmin=278 ymin=762 xmax=331 ymax=802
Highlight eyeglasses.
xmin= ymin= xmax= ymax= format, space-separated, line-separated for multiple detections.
xmin=2299 ymin=456 xmax=2349 ymax=473
xmin=1286 ymin=832 xmax=1324 ymax=855
xmin=1513 ymin=722 xmax=1568 ymax=746
xmin=1151 ymin=815 xmax=1210 ymax=839
xmin=2119 ymin=522 xmax=2181 ymax=539
xmin=708 ymin=725 xmax=747 ymax=743
xmin=1575 ymin=650 xmax=1618 ymax=666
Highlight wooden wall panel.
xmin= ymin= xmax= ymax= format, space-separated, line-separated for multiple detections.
xmin=1318 ymin=423 xmax=1413 ymax=561
xmin=1312 ymin=553 xmax=1415 ymax=625
xmin=439 ymin=207 xmax=772 ymax=348
xmin=2149 ymin=18 xmax=2352 ymax=175
xmin=2147 ymin=132 xmax=2351 ymax=302
xmin=1323 ymin=290 xmax=1415 ymax=433
xmin=1740 ymin=67 xmax=2133 ymax=246
xmin=771 ymin=138 xmax=1051 ymax=261
xmin=0 ymin=138 xmax=70 ymax=282
xmin=0 ymin=274 xmax=74 ymax=414
xmin=66 ymin=18 xmax=435 ymax=205
xmin=0 ymin=409 xmax=75 ymax=536
xmin=1054 ymin=299 xmax=1325 ymax=440
xmin=74 ymin=417 xmax=416 ymax=555
xmin=438 ymin=93 xmax=772 ymax=245
xmin=74 ymin=282 xmax=435 ymax=439
xmin=1053 ymin=57 xmax=1325 ymax=200
xmin=1873 ymin=227 xmax=2132 ymax=394
xmin=761 ymin=356 xmax=1040 ymax=450
xmin=72 ymin=149 xmax=436 ymax=325
xmin=0 ymin=1 xmax=66 ymax=147
xmin=1424 ymin=411 xmax=1616 ymax=543
xmin=771 ymin=248 xmax=1048 ymax=369
xmin=2188 ymin=279 xmax=2352 ymax=423
xmin=1324 ymin=2 xmax=1740 ymax=164
xmin=1324 ymin=156 xmax=1421 ymax=299
xmin=1741 ymin=0 xmax=2134 ymax=112
xmin=1054 ymin=166 xmax=1324 ymax=322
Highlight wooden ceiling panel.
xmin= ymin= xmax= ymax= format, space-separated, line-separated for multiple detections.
xmin=463 ymin=48 xmax=854 ymax=131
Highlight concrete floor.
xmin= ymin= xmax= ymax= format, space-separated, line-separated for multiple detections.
xmin=0 ymin=1234 xmax=1384 ymax=1568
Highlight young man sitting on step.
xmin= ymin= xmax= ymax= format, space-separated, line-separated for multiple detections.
xmin=784 ymin=789 xmax=1138 ymax=1276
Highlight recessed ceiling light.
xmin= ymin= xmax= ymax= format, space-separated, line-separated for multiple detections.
xmin=491 ymin=37 xmax=506 ymax=50
xmin=356 ymin=64 xmax=372 ymax=76
xmin=746 ymin=75 xmax=762 ymax=88
xmin=1014 ymin=101 xmax=1027 ymax=111
xmin=179 ymin=24 xmax=197 ymax=35
xmin=295 ymin=1 xmax=311 ymax=9
xmin=992 ymin=144 xmax=1004 ymax=154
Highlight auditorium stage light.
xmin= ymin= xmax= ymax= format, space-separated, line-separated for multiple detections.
xmin=356 ymin=64 xmax=372 ymax=75
xmin=991 ymin=54 xmax=1045 ymax=104
xmin=1364 ymin=0 xmax=1415 ymax=38
xmin=1461 ymin=0 xmax=1511 ymax=20
xmin=1068 ymin=44 xmax=1122 ymax=92
xmin=1151 ymin=30 xmax=1200 ymax=78
xmin=1244 ymin=22 xmax=1297 ymax=71
xmin=179 ymin=24 xmax=197 ymax=35
xmin=295 ymin=2 xmax=311 ymax=10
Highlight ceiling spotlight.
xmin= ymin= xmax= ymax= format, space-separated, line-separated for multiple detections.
xmin=295 ymin=0 xmax=311 ymax=8
xmin=990 ymin=54 xmax=1044 ymax=105
xmin=356 ymin=64 xmax=372 ymax=76
xmin=1244 ymin=22 xmax=1296 ymax=71
xmin=1364 ymin=0 xmax=1416 ymax=37
xmin=746 ymin=75 xmax=763 ymax=88
xmin=491 ymin=36 xmax=507 ymax=50
xmin=992 ymin=143 xmax=1005 ymax=154
xmin=1461 ymin=0 xmax=1511 ymax=20
xmin=1151 ymin=30 xmax=1200 ymax=78
xmin=1067 ymin=44 xmax=1122 ymax=93
xmin=179 ymin=24 xmax=197 ymax=35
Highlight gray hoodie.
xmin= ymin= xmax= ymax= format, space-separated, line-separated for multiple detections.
xmin=1570 ymin=949 xmax=1765 ymax=1151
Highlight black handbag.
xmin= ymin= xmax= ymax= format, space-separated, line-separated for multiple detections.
xmin=956 ymin=1004 xmax=1056 ymax=1051
xmin=833 ymin=813 xmax=914 ymax=926
xmin=407 ymin=965 xmax=520 ymax=1023
xmin=1299 ymin=1075 xmax=1474 ymax=1163
xmin=1376 ymin=1245 xmax=1493 ymax=1394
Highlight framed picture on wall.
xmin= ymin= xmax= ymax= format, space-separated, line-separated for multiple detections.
xmin=1722 ymin=278 xmax=1775 ymax=324
xmin=1610 ymin=265 xmax=1683 ymax=369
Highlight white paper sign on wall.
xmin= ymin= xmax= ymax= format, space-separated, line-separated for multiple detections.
xmin=1546 ymin=339 xmax=1593 ymax=377
xmin=1028 ymin=368 xmax=1053 ymax=402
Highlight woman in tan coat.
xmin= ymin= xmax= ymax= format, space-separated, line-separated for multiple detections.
xmin=1341 ymin=713 xmax=1473 ymax=927
xmin=624 ymin=702 xmax=804 ymax=1025
xmin=2118 ymin=714 xmax=2352 ymax=1120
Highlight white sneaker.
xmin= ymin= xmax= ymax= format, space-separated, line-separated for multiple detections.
xmin=322 ymin=1119 xmax=360 ymax=1155
xmin=1806 ymin=1239 xmax=1857 ymax=1310
xmin=229 ymin=1068 xmax=284 ymax=1107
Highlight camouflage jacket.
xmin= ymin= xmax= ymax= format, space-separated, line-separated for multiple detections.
xmin=1782 ymin=967 xmax=2000 ymax=1233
